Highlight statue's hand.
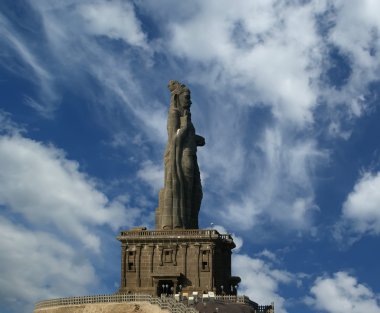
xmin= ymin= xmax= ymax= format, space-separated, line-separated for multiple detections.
xmin=176 ymin=127 xmax=186 ymax=137
xmin=195 ymin=135 xmax=205 ymax=146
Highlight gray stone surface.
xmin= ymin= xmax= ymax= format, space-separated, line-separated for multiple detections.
xmin=156 ymin=81 xmax=205 ymax=230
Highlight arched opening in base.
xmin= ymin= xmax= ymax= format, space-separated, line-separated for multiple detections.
xmin=157 ymin=280 xmax=174 ymax=296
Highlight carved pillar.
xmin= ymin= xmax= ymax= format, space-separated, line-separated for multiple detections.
xmin=194 ymin=243 xmax=201 ymax=287
xmin=209 ymin=243 xmax=215 ymax=291
xmin=173 ymin=244 xmax=178 ymax=266
xmin=158 ymin=245 xmax=164 ymax=266
xmin=149 ymin=244 xmax=155 ymax=287
xmin=136 ymin=244 xmax=142 ymax=287
xmin=148 ymin=244 xmax=154 ymax=273
xmin=181 ymin=243 xmax=188 ymax=276
xmin=121 ymin=243 xmax=127 ymax=288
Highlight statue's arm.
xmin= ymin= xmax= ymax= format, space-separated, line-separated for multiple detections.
xmin=168 ymin=108 xmax=180 ymax=141
xmin=176 ymin=113 xmax=190 ymax=137
xmin=195 ymin=135 xmax=205 ymax=146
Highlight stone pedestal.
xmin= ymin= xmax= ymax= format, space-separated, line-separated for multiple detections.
xmin=117 ymin=229 xmax=240 ymax=296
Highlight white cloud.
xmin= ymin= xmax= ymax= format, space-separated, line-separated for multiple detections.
xmin=0 ymin=116 xmax=146 ymax=312
xmin=151 ymin=0 xmax=326 ymax=126
xmin=77 ymin=0 xmax=148 ymax=49
xmin=306 ymin=272 xmax=380 ymax=313
xmin=330 ymin=0 xmax=380 ymax=79
xmin=137 ymin=160 xmax=164 ymax=193
xmin=222 ymin=197 xmax=262 ymax=231
xmin=256 ymin=249 xmax=278 ymax=263
xmin=0 ymin=217 xmax=97 ymax=313
xmin=233 ymin=253 xmax=294 ymax=313
xmin=321 ymin=0 xmax=380 ymax=118
xmin=0 ymin=133 xmax=132 ymax=252
xmin=150 ymin=0 xmax=380 ymax=125
xmin=335 ymin=171 xmax=380 ymax=242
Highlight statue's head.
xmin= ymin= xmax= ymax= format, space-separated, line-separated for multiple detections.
xmin=168 ymin=80 xmax=181 ymax=92
xmin=168 ymin=80 xmax=192 ymax=111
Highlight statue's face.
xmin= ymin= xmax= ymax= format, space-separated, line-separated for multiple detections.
xmin=168 ymin=81 xmax=177 ymax=92
xmin=179 ymin=91 xmax=191 ymax=109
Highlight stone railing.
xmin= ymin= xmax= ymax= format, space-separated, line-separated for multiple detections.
xmin=118 ymin=229 xmax=233 ymax=242
xmin=34 ymin=293 xmax=198 ymax=313
xmin=215 ymin=295 xmax=253 ymax=304
xmin=35 ymin=293 xmax=273 ymax=313
xmin=152 ymin=296 xmax=198 ymax=313
xmin=213 ymin=296 xmax=274 ymax=312
xmin=256 ymin=304 xmax=275 ymax=313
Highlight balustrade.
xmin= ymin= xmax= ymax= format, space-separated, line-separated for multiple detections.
xmin=35 ymin=292 xmax=271 ymax=313
xmin=35 ymin=293 xmax=198 ymax=313
xmin=118 ymin=229 xmax=233 ymax=242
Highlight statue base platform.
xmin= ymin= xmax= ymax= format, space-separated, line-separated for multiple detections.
xmin=117 ymin=229 xmax=240 ymax=296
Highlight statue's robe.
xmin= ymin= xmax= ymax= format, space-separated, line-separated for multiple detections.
xmin=157 ymin=99 xmax=202 ymax=229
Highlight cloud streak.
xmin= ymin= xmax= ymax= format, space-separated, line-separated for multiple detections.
xmin=0 ymin=12 xmax=60 ymax=117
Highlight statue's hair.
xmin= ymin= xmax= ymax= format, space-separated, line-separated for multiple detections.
xmin=168 ymin=80 xmax=189 ymax=95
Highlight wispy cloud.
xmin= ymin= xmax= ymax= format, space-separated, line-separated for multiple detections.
xmin=200 ymin=121 xmax=326 ymax=237
xmin=0 ymin=110 xmax=26 ymax=135
xmin=36 ymin=0 xmax=167 ymax=142
xmin=0 ymin=12 xmax=60 ymax=117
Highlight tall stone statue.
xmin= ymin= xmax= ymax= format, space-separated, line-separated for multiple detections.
xmin=156 ymin=81 xmax=205 ymax=229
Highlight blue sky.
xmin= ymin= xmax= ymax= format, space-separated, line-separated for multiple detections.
xmin=1 ymin=1 xmax=380 ymax=313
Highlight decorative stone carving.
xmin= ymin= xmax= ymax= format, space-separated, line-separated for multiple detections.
xmin=156 ymin=80 xmax=205 ymax=230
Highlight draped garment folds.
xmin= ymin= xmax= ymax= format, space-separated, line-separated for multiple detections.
xmin=156 ymin=81 xmax=204 ymax=229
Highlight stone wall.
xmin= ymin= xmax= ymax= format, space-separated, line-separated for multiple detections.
xmin=34 ymin=302 xmax=167 ymax=313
